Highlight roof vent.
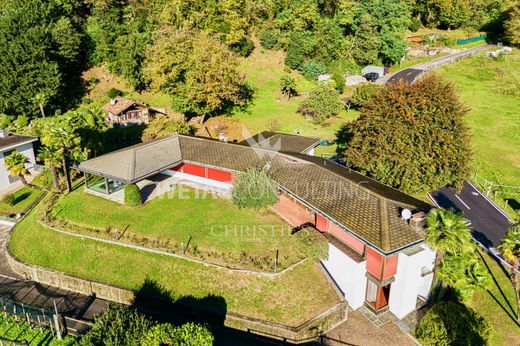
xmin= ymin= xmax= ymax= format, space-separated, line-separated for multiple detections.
xmin=0 ymin=129 xmax=8 ymax=139
xmin=110 ymin=99 xmax=117 ymax=106
xmin=409 ymin=211 xmax=426 ymax=233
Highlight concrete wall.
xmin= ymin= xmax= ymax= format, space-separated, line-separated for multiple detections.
xmin=388 ymin=244 xmax=435 ymax=319
xmin=322 ymin=243 xmax=367 ymax=309
xmin=0 ymin=142 xmax=36 ymax=189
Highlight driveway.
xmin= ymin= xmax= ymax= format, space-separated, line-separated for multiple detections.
xmin=429 ymin=181 xmax=512 ymax=249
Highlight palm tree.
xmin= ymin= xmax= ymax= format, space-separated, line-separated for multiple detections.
xmin=4 ymin=151 xmax=29 ymax=186
xmin=37 ymin=146 xmax=63 ymax=191
xmin=33 ymin=92 xmax=49 ymax=118
xmin=498 ymin=220 xmax=520 ymax=323
xmin=425 ymin=208 xmax=473 ymax=272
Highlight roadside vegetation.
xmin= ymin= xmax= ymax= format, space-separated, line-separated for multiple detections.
xmin=9 ymin=210 xmax=340 ymax=326
xmin=0 ymin=313 xmax=75 ymax=346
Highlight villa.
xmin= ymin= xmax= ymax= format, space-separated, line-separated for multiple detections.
xmin=75 ymin=134 xmax=435 ymax=320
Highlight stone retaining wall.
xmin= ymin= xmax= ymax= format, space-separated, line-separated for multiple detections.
xmin=6 ymin=247 xmax=347 ymax=343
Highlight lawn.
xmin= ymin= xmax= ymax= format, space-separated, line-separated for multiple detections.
xmin=8 ymin=210 xmax=340 ymax=326
xmin=0 ymin=186 xmax=43 ymax=216
xmin=467 ymin=249 xmax=520 ymax=345
xmin=0 ymin=313 xmax=75 ymax=345
xmin=437 ymin=51 xmax=520 ymax=214
xmin=51 ymin=186 xmax=305 ymax=271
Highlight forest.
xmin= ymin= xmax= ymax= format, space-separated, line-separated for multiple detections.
xmin=0 ymin=0 xmax=518 ymax=121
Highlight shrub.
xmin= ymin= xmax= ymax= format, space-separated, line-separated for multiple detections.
xmin=298 ymin=60 xmax=326 ymax=81
xmin=230 ymin=36 xmax=255 ymax=57
xmin=232 ymin=168 xmax=278 ymax=209
xmin=415 ymin=301 xmax=493 ymax=346
xmin=409 ymin=15 xmax=422 ymax=32
xmin=350 ymin=83 xmax=382 ymax=109
xmin=142 ymin=116 xmax=193 ymax=141
xmin=124 ymin=184 xmax=142 ymax=207
xmin=331 ymin=72 xmax=345 ymax=94
xmin=142 ymin=322 xmax=213 ymax=346
xmin=259 ymin=29 xmax=280 ymax=50
xmin=107 ymin=88 xmax=125 ymax=99
xmin=298 ymin=83 xmax=343 ymax=124
xmin=3 ymin=193 xmax=16 ymax=206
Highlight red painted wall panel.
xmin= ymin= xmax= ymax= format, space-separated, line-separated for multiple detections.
xmin=328 ymin=222 xmax=365 ymax=254
xmin=383 ymin=255 xmax=398 ymax=280
xmin=366 ymin=248 xmax=383 ymax=279
xmin=207 ymin=168 xmax=232 ymax=183
xmin=315 ymin=214 xmax=328 ymax=233
xmin=170 ymin=163 xmax=184 ymax=171
xmin=182 ymin=163 xmax=206 ymax=177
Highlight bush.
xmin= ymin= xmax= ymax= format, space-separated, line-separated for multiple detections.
xmin=124 ymin=184 xmax=142 ymax=207
xmin=350 ymin=83 xmax=382 ymax=109
xmin=107 ymin=88 xmax=125 ymax=99
xmin=416 ymin=301 xmax=493 ymax=346
xmin=298 ymin=83 xmax=344 ymax=124
xmin=232 ymin=168 xmax=278 ymax=209
xmin=298 ymin=60 xmax=326 ymax=81
xmin=259 ymin=29 xmax=280 ymax=50
xmin=230 ymin=37 xmax=255 ymax=57
xmin=331 ymin=72 xmax=345 ymax=94
xmin=142 ymin=322 xmax=213 ymax=346
xmin=3 ymin=193 xmax=16 ymax=206
xmin=409 ymin=15 xmax=422 ymax=32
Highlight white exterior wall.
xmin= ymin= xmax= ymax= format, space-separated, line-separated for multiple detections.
xmin=389 ymin=244 xmax=435 ymax=319
xmin=0 ymin=142 xmax=36 ymax=189
xmin=322 ymin=243 xmax=367 ymax=309
xmin=162 ymin=171 xmax=232 ymax=194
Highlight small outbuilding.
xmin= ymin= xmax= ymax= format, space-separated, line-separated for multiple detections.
xmin=102 ymin=97 xmax=167 ymax=126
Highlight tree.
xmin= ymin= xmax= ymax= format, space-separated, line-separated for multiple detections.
xmin=280 ymin=74 xmax=297 ymax=99
xmin=144 ymin=28 xmax=246 ymax=123
xmin=425 ymin=208 xmax=473 ymax=272
xmin=298 ymin=60 xmax=327 ymax=81
xmin=340 ymin=74 xmax=471 ymax=195
xmin=331 ymin=72 xmax=345 ymax=94
xmin=124 ymin=184 xmax=142 ymax=207
xmin=498 ymin=220 xmax=520 ymax=322
xmin=141 ymin=116 xmax=193 ymax=141
xmin=298 ymin=83 xmax=344 ymax=124
xmin=505 ymin=3 xmax=520 ymax=47
xmin=0 ymin=0 xmax=82 ymax=117
xmin=4 ymin=152 xmax=29 ymax=186
xmin=232 ymin=168 xmax=279 ymax=209
xmin=38 ymin=146 xmax=63 ymax=192
xmin=350 ymin=83 xmax=381 ymax=108
xmin=351 ymin=14 xmax=380 ymax=66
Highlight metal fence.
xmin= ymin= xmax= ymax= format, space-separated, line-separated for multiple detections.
xmin=456 ymin=35 xmax=487 ymax=45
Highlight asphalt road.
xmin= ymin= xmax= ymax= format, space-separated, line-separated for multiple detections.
xmin=429 ymin=181 xmax=512 ymax=249
xmin=385 ymin=68 xmax=425 ymax=84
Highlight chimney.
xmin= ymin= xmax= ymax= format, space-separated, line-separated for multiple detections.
xmin=0 ymin=129 xmax=8 ymax=139
xmin=409 ymin=211 xmax=426 ymax=233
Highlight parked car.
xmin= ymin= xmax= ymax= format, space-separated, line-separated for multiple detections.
xmin=364 ymin=72 xmax=379 ymax=82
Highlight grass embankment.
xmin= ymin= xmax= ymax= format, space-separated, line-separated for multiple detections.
xmin=9 ymin=210 xmax=340 ymax=326
xmin=437 ymin=51 xmax=520 ymax=214
xmin=0 ymin=187 xmax=44 ymax=215
xmin=52 ymin=187 xmax=304 ymax=271
xmin=0 ymin=313 xmax=75 ymax=345
xmin=467 ymin=249 xmax=520 ymax=345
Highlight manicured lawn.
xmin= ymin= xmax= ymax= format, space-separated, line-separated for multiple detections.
xmin=467 ymin=249 xmax=520 ymax=345
xmin=52 ymin=186 xmax=304 ymax=270
xmin=0 ymin=187 xmax=43 ymax=215
xmin=437 ymin=51 xmax=520 ymax=214
xmin=9 ymin=210 xmax=340 ymax=326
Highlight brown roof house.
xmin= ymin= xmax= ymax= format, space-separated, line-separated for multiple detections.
xmin=102 ymin=97 xmax=167 ymax=126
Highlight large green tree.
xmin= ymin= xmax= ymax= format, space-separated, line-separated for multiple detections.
xmin=499 ymin=220 xmax=520 ymax=323
xmin=504 ymin=3 xmax=520 ymax=47
xmin=298 ymin=83 xmax=344 ymax=124
xmin=0 ymin=0 xmax=82 ymax=117
xmin=144 ymin=28 xmax=246 ymax=123
xmin=340 ymin=74 xmax=472 ymax=195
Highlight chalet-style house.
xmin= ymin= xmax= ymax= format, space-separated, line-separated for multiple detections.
xmin=0 ymin=130 xmax=38 ymax=190
xmin=75 ymin=134 xmax=435 ymax=319
xmin=102 ymin=97 xmax=167 ymax=125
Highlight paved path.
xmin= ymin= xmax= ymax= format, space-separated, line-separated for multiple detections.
xmin=385 ymin=44 xmax=493 ymax=85
xmin=429 ymin=181 xmax=512 ymax=249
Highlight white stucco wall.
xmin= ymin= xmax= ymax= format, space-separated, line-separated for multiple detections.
xmin=389 ymin=244 xmax=435 ymax=319
xmin=322 ymin=243 xmax=367 ymax=309
xmin=0 ymin=142 xmax=36 ymax=189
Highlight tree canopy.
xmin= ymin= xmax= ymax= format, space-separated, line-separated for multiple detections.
xmin=339 ymin=74 xmax=472 ymax=195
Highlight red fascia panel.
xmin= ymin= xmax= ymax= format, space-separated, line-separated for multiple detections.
xmin=207 ymin=168 xmax=232 ymax=183
xmin=328 ymin=222 xmax=365 ymax=254
xmin=366 ymin=248 xmax=383 ymax=279
xmin=383 ymin=255 xmax=399 ymax=280
xmin=170 ymin=163 xmax=184 ymax=172
xmin=182 ymin=163 xmax=206 ymax=177
xmin=315 ymin=214 xmax=328 ymax=233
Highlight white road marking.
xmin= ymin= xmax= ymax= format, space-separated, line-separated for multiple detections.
xmin=428 ymin=194 xmax=440 ymax=207
xmin=455 ymin=194 xmax=471 ymax=209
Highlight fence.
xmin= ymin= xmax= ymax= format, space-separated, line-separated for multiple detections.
xmin=472 ymin=173 xmax=519 ymax=219
xmin=456 ymin=35 xmax=487 ymax=45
